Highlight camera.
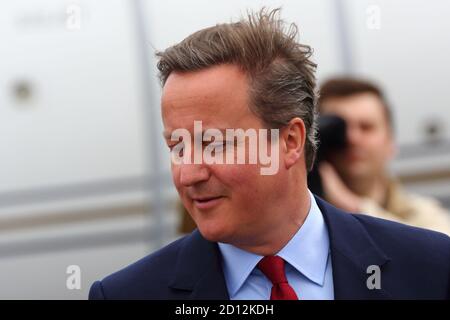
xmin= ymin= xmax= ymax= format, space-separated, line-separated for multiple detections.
xmin=308 ymin=114 xmax=347 ymax=197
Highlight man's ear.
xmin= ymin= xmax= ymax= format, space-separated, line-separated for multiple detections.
xmin=281 ymin=117 xmax=306 ymax=169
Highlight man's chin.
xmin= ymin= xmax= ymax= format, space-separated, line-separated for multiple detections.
xmin=197 ymin=225 xmax=231 ymax=243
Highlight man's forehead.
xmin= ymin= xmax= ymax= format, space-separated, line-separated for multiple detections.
xmin=161 ymin=65 xmax=257 ymax=133
xmin=161 ymin=103 xmax=246 ymax=137
xmin=322 ymin=94 xmax=386 ymax=121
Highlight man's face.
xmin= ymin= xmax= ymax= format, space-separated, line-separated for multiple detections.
xmin=161 ymin=64 xmax=288 ymax=245
xmin=320 ymin=93 xmax=395 ymax=182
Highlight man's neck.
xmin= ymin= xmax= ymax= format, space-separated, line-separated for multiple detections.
xmin=233 ymin=186 xmax=311 ymax=256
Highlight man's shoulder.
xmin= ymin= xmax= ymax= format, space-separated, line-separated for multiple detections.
xmin=351 ymin=212 xmax=450 ymax=261
xmin=89 ymin=233 xmax=191 ymax=299
xmin=352 ymin=211 xmax=450 ymax=241
xmin=319 ymin=197 xmax=450 ymax=298
xmin=317 ymin=195 xmax=450 ymax=268
xmin=317 ymin=195 xmax=450 ymax=252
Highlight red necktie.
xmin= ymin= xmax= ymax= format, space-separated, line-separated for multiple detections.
xmin=257 ymin=255 xmax=299 ymax=300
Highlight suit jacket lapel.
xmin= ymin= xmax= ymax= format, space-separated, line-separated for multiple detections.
xmin=169 ymin=230 xmax=230 ymax=299
xmin=316 ymin=196 xmax=392 ymax=299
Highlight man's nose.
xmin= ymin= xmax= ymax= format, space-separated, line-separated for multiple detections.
xmin=179 ymin=163 xmax=210 ymax=187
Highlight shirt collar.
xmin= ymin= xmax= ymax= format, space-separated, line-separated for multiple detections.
xmin=218 ymin=191 xmax=330 ymax=297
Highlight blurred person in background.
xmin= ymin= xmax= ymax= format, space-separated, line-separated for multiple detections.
xmin=318 ymin=77 xmax=450 ymax=235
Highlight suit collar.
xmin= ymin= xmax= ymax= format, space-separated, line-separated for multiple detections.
xmin=315 ymin=196 xmax=392 ymax=299
xmin=169 ymin=230 xmax=229 ymax=299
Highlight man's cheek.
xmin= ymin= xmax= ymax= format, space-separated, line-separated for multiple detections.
xmin=171 ymin=165 xmax=181 ymax=187
xmin=227 ymin=166 xmax=264 ymax=204
xmin=219 ymin=163 xmax=259 ymax=185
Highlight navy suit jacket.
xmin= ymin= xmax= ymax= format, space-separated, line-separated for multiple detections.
xmin=89 ymin=197 xmax=450 ymax=299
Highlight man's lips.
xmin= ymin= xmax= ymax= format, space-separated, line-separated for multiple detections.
xmin=191 ymin=196 xmax=224 ymax=210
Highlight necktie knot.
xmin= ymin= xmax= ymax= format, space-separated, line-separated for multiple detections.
xmin=257 ymin=255 xmax=288 ymax=284
xmin=257 ymin=255 xmax=299 ymax=300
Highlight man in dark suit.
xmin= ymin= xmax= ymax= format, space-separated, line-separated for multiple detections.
xmin=90 ymin=197 xmax=449 ymax=299
xmin=89 ymin=8 xmax=450 ymax=300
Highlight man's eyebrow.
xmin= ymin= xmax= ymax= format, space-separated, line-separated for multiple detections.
xmin=162 ymin=128 xmax=230 ymax=140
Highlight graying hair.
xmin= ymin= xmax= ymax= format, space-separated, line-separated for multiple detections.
xmin=156 ymin=8 xmax=318 ymax=171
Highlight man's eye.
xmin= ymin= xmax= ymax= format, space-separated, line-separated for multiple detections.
xmin=207 ymin=141 xmax=234 ymax=148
